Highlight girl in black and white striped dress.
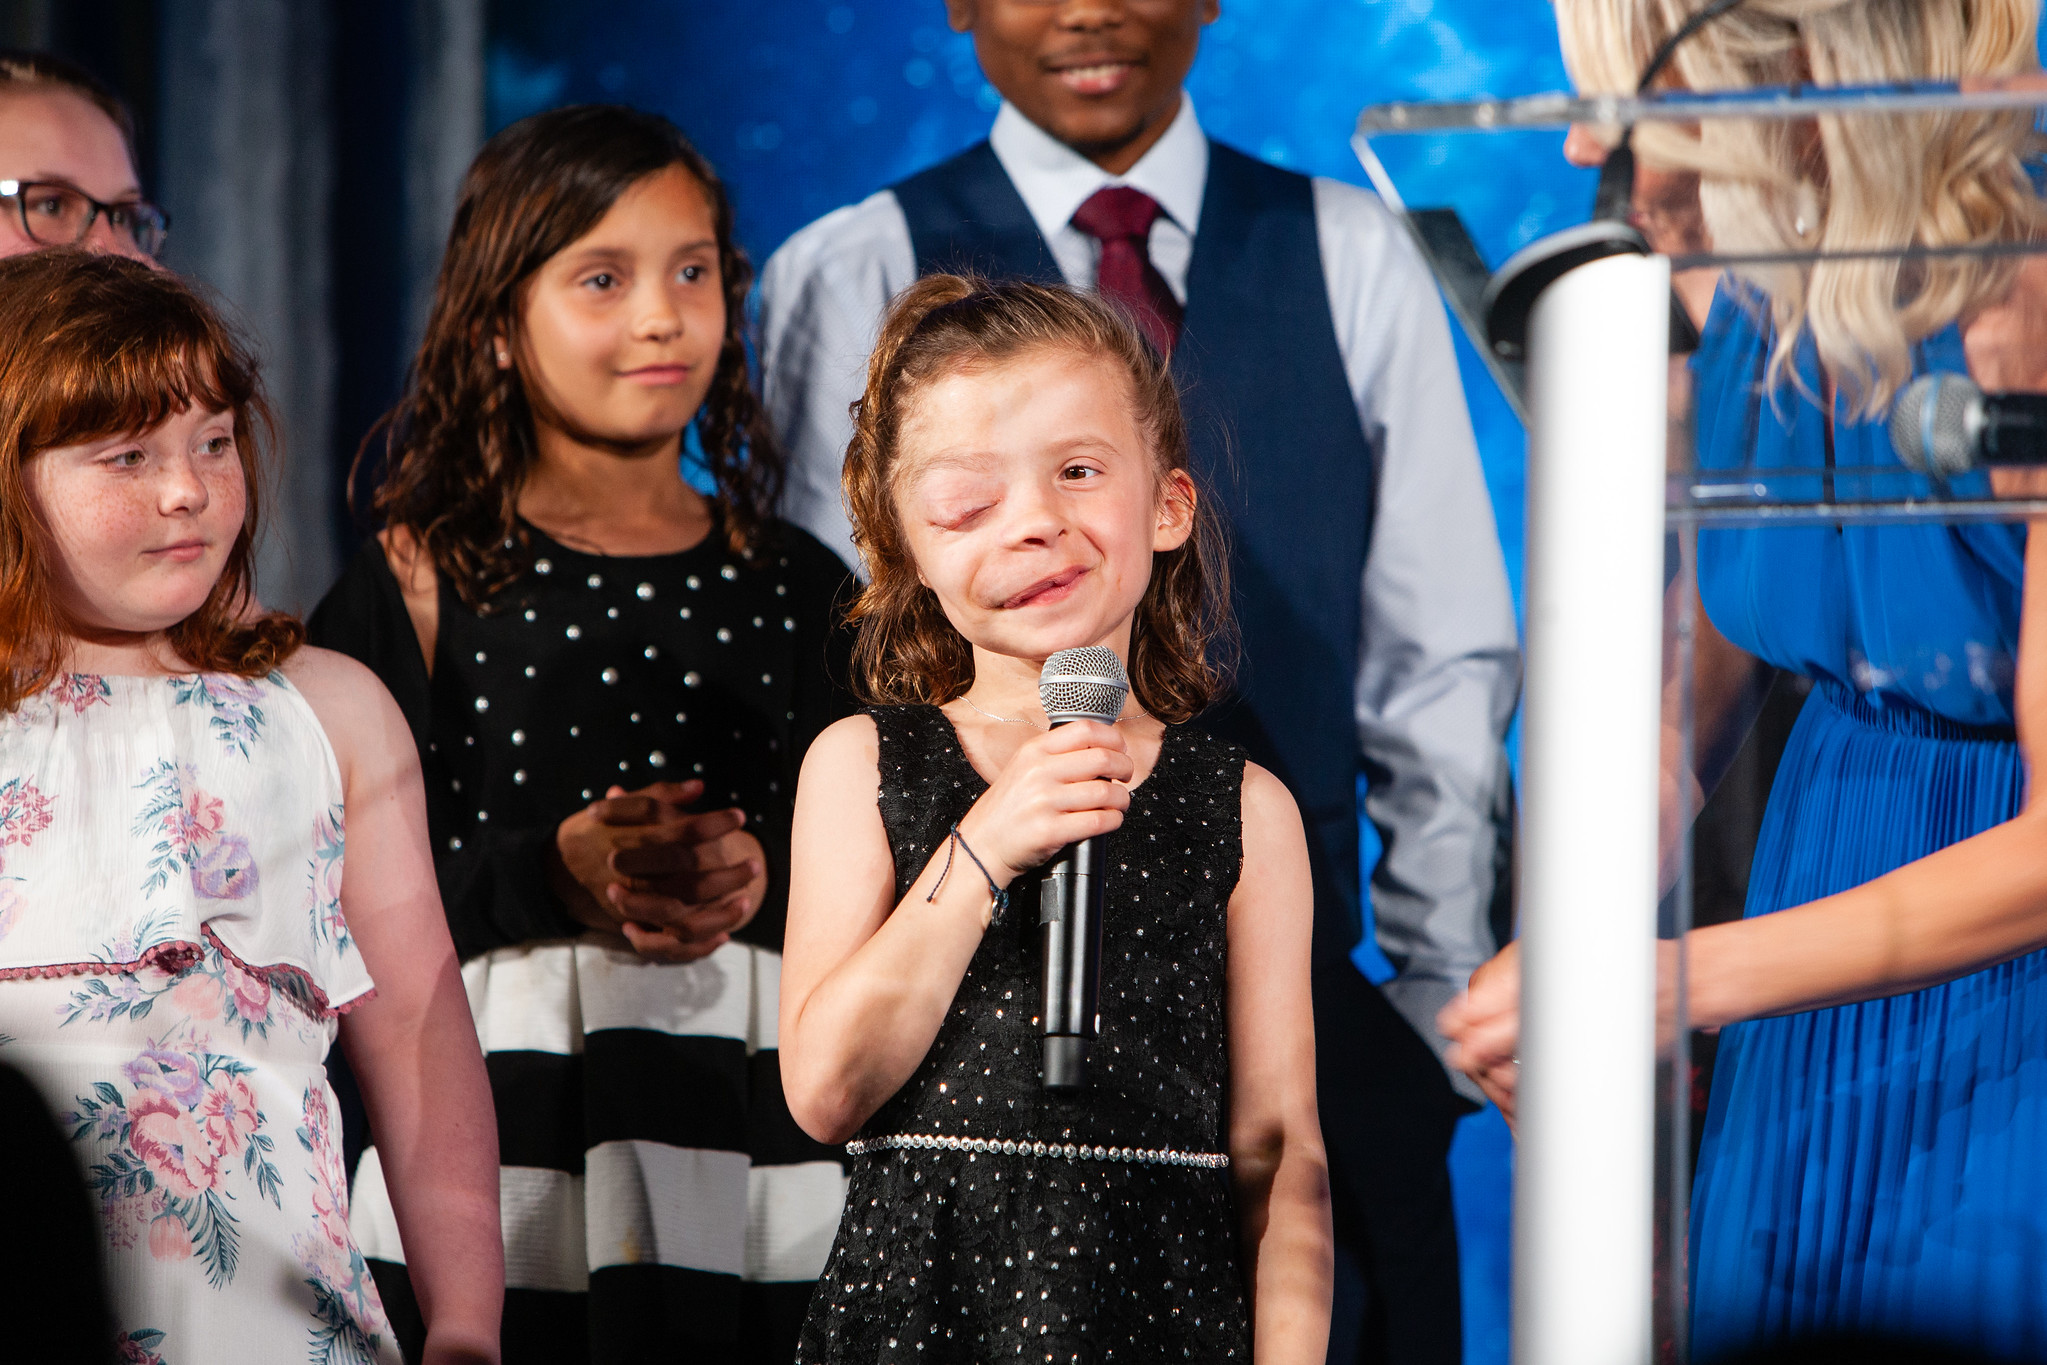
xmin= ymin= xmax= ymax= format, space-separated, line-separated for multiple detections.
xmin=311 ymin=104 xmax=854 ymax=1365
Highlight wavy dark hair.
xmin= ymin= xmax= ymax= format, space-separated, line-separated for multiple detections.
xmin=0 ymin=251 xmax=301 ymax=711
xmin=355 ymin=104 xmax=783 ymax=607
xmin=843 ymin=275 xmax=1234 ymax=725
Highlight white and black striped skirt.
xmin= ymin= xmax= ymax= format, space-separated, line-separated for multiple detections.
xmin=351 ymin=936 xmax=848 ymax=1363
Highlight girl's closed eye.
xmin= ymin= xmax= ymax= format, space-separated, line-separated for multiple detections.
xmin=918 ymin=471 xmax=1003 ymax=531
xmin=932 ymin=496 xmax=996 ymax=531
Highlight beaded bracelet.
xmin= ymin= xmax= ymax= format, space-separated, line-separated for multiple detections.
xmin=927 ymin=823 xmax=1009 ymax=924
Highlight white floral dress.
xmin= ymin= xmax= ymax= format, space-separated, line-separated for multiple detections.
xmin=0 ymin=672 xmax=397 ymax=1364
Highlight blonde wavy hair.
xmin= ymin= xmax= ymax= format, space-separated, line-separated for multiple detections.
xmin=1556 ymin=0 xmax=2047 ymax=418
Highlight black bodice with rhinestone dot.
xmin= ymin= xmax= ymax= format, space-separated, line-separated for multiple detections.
xmin=796 ymin=704 xmax=1252 ymax=1364
xmin=310 ymin=519 xmax=852 ymax=959
xmin=425 ymin=523 xmax=851 ymax=954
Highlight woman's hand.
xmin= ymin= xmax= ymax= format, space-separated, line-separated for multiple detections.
xmin=1440 ymin=943 xmax=1523 ymax=1122
xmin=955 ymin=720 xmax=1133 ymax=885
xmin=1441 ymin=940 xmax=1691 ymax=1130
xmin=552 ymin=779 xmax=766 ymax=962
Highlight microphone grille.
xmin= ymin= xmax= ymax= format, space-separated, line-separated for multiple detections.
xmin=1038 ymin=647 xmax=1130 ymax=724
xmin=1889 ymin=373 xmax=1982 ymax=479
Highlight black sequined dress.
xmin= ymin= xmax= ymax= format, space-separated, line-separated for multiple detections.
xmin=796 ymin=705 xmax=1252 ymax=1364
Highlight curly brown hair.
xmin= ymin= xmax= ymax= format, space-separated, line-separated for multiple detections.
xmin=355 ymin=104 xmax=783 ymax=608
xmin=0 ymin=250 xmax=302 ymax=711
xmin=843 ymin=275 xmax=1233 ymax=725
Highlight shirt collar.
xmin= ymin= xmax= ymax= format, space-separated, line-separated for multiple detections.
xmin=987 ymin=92 xmax=1208 ymax=244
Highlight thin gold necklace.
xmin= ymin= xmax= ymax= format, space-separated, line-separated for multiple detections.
xmin=959 ymin=694 xmax=1046 ymax=729
xmin=958 ymin=694 xmax=1137 ymax=730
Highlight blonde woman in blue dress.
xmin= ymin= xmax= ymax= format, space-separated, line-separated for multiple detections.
xmin=0 ymin=250 xmax=502 ymax=1362
xmin=1444 ymin=1 xmax=2047 ymax=1359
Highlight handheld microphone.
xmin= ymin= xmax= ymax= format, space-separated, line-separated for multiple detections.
xmin=1889 ymin=373 xmax=2047 ymax=478
xmin=1036 ymin=646 xmax=1130 ymax=1092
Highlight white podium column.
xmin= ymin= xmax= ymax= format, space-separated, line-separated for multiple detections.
xmin=1514 ymin=251 xmax=1670 ymax=1365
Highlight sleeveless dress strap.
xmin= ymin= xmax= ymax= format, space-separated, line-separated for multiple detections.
xmin=868 ymin=704 xmax=981 ymax=903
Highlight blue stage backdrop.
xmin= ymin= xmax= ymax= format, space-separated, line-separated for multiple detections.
xmin=484 ymin=5 xmax=1596 ymax=1361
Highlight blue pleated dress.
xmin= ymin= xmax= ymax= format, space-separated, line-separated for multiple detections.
xmin=1689 ymin=290 xmax=2047 ymax=1361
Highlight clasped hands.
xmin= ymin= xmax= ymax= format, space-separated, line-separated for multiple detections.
xmin=550 ymin=779 xmax=766 ymax=963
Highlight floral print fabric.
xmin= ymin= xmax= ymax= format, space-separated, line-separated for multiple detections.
xmin=0 ymin=671 xmax=371 ymax=1008
xmin=0 ymin=673 xmax=393 ymax=1362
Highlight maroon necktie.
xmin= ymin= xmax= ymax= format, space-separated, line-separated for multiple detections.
xmin=1070 ymin=186 xmax=1184 ymax=356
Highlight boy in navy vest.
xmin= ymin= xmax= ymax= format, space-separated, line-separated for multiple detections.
xmin=759 ymin=4 xmax=1519 ymax=1360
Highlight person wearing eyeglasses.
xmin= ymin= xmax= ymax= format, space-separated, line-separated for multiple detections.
xmin=0 ymin=49 xmax=167 ymax=263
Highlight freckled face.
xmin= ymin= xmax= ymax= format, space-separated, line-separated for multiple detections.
xmin=895 ymin=347 xmax=1194 ymax=664
xmin=513 ymin=164 xmax=725 ymax=450
xmin=26 ymin=404 xmax=245 ymax=635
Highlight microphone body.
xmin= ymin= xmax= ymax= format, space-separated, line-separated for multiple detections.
xmin=1036 ymin=646 xmax=1130 ymax=1092
xmin=1889 ymin=373 xmax=2047 ymax=477
xmin=1978 ymin=392 xmax=2047 ymax=464
xmin=1038 ymin=798 xmax=1106 ymax=1091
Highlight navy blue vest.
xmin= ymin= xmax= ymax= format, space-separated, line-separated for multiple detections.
xmin=894 ymin=141 xmax=1378 ymax=951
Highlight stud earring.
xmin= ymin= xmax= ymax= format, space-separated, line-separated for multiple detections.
xmin=496 ymin=350 xmax=510 ymax=366
xmin=1792 ymin=183 xmax=1821 ymax=240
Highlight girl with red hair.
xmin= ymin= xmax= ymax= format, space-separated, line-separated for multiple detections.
xmin=0 ymin=249 xmax=501 ymax=1363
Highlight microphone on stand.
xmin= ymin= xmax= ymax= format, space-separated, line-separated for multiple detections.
xmin=1890 ymin=373 xmax=2047 ymax=477
xmin=1036 ymin=646 xmax=1130 ymax=1092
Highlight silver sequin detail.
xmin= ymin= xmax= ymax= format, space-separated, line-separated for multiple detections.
xmin=843 ymin=1133 xmax=1227 ymax=1169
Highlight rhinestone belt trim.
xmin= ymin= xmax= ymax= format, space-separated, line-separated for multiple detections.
xmin=844 ymin=1133 xmax=1229 ymax=1169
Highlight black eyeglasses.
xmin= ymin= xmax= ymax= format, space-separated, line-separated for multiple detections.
xmin=0 ymin=179 xmax=169 ymax=257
